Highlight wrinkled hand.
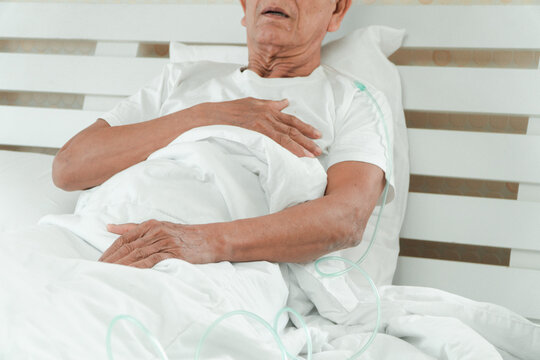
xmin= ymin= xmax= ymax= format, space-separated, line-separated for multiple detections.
xmin=98 ymin=220 xmax=218 ymax=268
xmin=193 ymin=97 xmax=323 ymax=158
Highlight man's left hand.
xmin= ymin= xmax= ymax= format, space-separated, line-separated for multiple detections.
xmin=98 ymin=220 xmax=219 ymax=268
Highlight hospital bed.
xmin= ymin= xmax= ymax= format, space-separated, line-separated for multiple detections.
xmin=0 ymin=1 xmax=539 ymax=357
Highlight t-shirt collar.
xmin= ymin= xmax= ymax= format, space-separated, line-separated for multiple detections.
xmin=238 ymin=65 xmax=325 ymax=85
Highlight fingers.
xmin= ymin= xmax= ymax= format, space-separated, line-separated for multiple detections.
xmin=110 ymin=241 xmax=153 ymax=266
xmin=104 ymin=240 xmax=171 ymax=268
xmin=234 ymin=97 xmax=324 ymax=159
xmin=267 ymin=100 xmax=323 ymax=157
xmin=101 ymin=238 xmax=142 ymax=264
xmin=267 ymin=100 xmax=321 ymax=140
xmin=280 ymin=113 xmax=322 ymax=140
xmin=262 ymin=99 xmax=322 ymax=157
xmin=99 ymin=222 xmax=148 ymax=262
xmin=127 ymin=253 xmax=171 ymax=269
xmin=107 ymin=223 xmax=137 ymax=235
xmin=272 ymin=121 xmax=322 ymax=158
xmin=269 ymin=99 xmax=289 ymax=111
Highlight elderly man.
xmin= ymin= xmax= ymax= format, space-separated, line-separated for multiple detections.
xmin=52 ymin=0 xmax=391 ymax=269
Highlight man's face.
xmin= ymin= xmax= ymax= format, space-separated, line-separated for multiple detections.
xmin=240 ymin=0 xmax=343 ymax=52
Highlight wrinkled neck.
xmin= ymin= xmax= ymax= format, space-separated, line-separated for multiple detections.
xmin=245 ymin=44 xmax=321 ymax=78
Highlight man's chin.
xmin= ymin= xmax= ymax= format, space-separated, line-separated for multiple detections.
xmin=251 ymin=30 xmax=293 ymax=49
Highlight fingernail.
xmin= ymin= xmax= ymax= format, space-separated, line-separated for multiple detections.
xmin=304 ymin=149 xmax=315 ymax=158
xmin=314 ymin=130 xmax=322 ymax=138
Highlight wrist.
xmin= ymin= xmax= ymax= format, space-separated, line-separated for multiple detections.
xmin=187 ymin=102 xmax=222 ymax=128
xmin=200 ymin=222 xmax=234 ymax=263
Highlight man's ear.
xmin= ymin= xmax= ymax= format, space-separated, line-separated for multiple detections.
xmin=327 ymin=0 xmax=352 ymax=32
xmin=240 ymin=0 xmax=247 ymax=27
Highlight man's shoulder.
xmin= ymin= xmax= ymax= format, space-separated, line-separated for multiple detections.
xmin=320 ymin=65 xmax=356 ymax=89
xmin=319 ymin=65 xmax=360 ymax=112
xmin=321 ymin=64 xmax=389 ymax=109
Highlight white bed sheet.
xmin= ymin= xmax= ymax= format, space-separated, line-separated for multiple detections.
xmin=1 ymin=126 xmax=538 ymax=359
xmin=0 ymin=224 xmax=290 ymax=359
xmin=2 ymin=224 xmax=538 ymax=360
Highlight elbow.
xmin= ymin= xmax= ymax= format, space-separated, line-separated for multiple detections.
xmin=342 ymin=204 xmax=368 ymax=249
xmin=323 ymin=201 xmax=368 ymax=254
xmin=52 ymin=151 xmax=76 ymax=191
xmin=348 ymin=229 xmax=365 ymax=248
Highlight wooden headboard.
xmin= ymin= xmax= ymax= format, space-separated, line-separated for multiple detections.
xmin=1 ymin=3 xmax=539 ymax=320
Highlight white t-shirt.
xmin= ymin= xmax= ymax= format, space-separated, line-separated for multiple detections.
xmin=101 ymin=61 xmax=395 ymax=203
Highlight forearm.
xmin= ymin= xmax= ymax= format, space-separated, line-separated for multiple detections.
xmin=211 ymin=193 xmax=367 ymax=264
xmin=99 ymin=163 xmax=385 ymax=268
xmin=209 ymin=161 xmax=386 ymax=264
xmin=53 ymin=97 xmax=323 ymax=191
xmin=53 ymin=106 xmax=210 ymax=191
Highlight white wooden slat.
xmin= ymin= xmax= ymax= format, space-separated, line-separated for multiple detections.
xmin=393 ymin=256 xmax=540 ymax=319
xmin=510 ymin=249 xmax=540 ymax=271
xmin=93 ymin=42 xmax=139 ymax=58
xmin=517 ymin=117 xmax=540 ymax=201
xmin=526 ymin=117 xmax=540 ymax=135
xmin=517 ymin=182 xmax=540 ymax=203
xmin=399 ymin=66 xmax=540 ymax=117
xmin=2 ymin=52 xmax=539 ymax=117
xmin=82 ymin=96 xmax=125 ymax=112
xmin=0 ymin=106 xmax=100 ymax=148
xmin=511 ymin=62 xmax=540 ymax=271
xmin=1 ymin=3 xmax=539 ymax=50
xmin=400 ymin=192 xmax=540 ymax=251
xmin=0 ymin=3 xmax=246 ymax=44
xmin=408 ymin=129 xmax=540 ymax=183
xmin=0 ymin=53 xmax=167 ymax=96
xmin=82 ymin=41 xmax=138 ymax=112
xmin=328 ymin=5 xmax=540 ymax=49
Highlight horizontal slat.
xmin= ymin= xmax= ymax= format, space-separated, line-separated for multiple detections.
xmin=394 ymin=256 xmax=540 ymax=319
xmin=1 ymin=4 xmax=539 ymax=50
xmin=2 ymin=53 xmax=539 ymax=117
xmin=408 ymin=129 xmax=540 ymax=183
xmin=0 ymin=3 xmax=246 ymax=44
xmin=327 ymin=5 xmax=540 ymax=49
xmin=510 ymin=249 xmax=540 ymax=272
xmin=400 ymin=193 xmax=540 ymax=251
xmin=0 ymin=53 xmax=167 ymax=96
xmin=332 ymin=6 xmax=540 ymax=49
xmin=82 ymin=96 xmax=125 ymax=112
xmin=0 ymin=106 xmax=100 ymax=148
xmin=399 ymin=66 xmax=540 ymax=116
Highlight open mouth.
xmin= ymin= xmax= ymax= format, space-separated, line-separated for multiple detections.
xmin=262 ymin=8 xmax=289 ymax=18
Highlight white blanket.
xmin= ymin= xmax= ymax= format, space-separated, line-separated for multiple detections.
xmin=1 ymin=125 xmax=538 ymax=359
xmin=40 ymin=125 xmax=327 ymax=252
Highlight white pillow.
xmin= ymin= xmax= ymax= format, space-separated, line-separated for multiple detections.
xmin=170 ymin=26 xmax=410 ymax=321
xmin=0 ymin=150 xmax=80 ymax=234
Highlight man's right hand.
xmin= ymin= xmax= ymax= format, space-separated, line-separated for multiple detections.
xmin=192 ymin=97 xmax=323 ymax=158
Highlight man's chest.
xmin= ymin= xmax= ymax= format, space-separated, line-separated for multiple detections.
xmin=159 ymin=75 xmax=338 ymax=152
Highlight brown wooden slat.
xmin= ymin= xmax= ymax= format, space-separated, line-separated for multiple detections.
xmin=409 ymin=175 xmax=519 ymax=200
xmin=399 ymin=238 xmax=511 ymax=266
xmin=390 ymin=48 xmax=540 ymax=69
xmin=405 ymin=110 xmax=529 ymax=134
